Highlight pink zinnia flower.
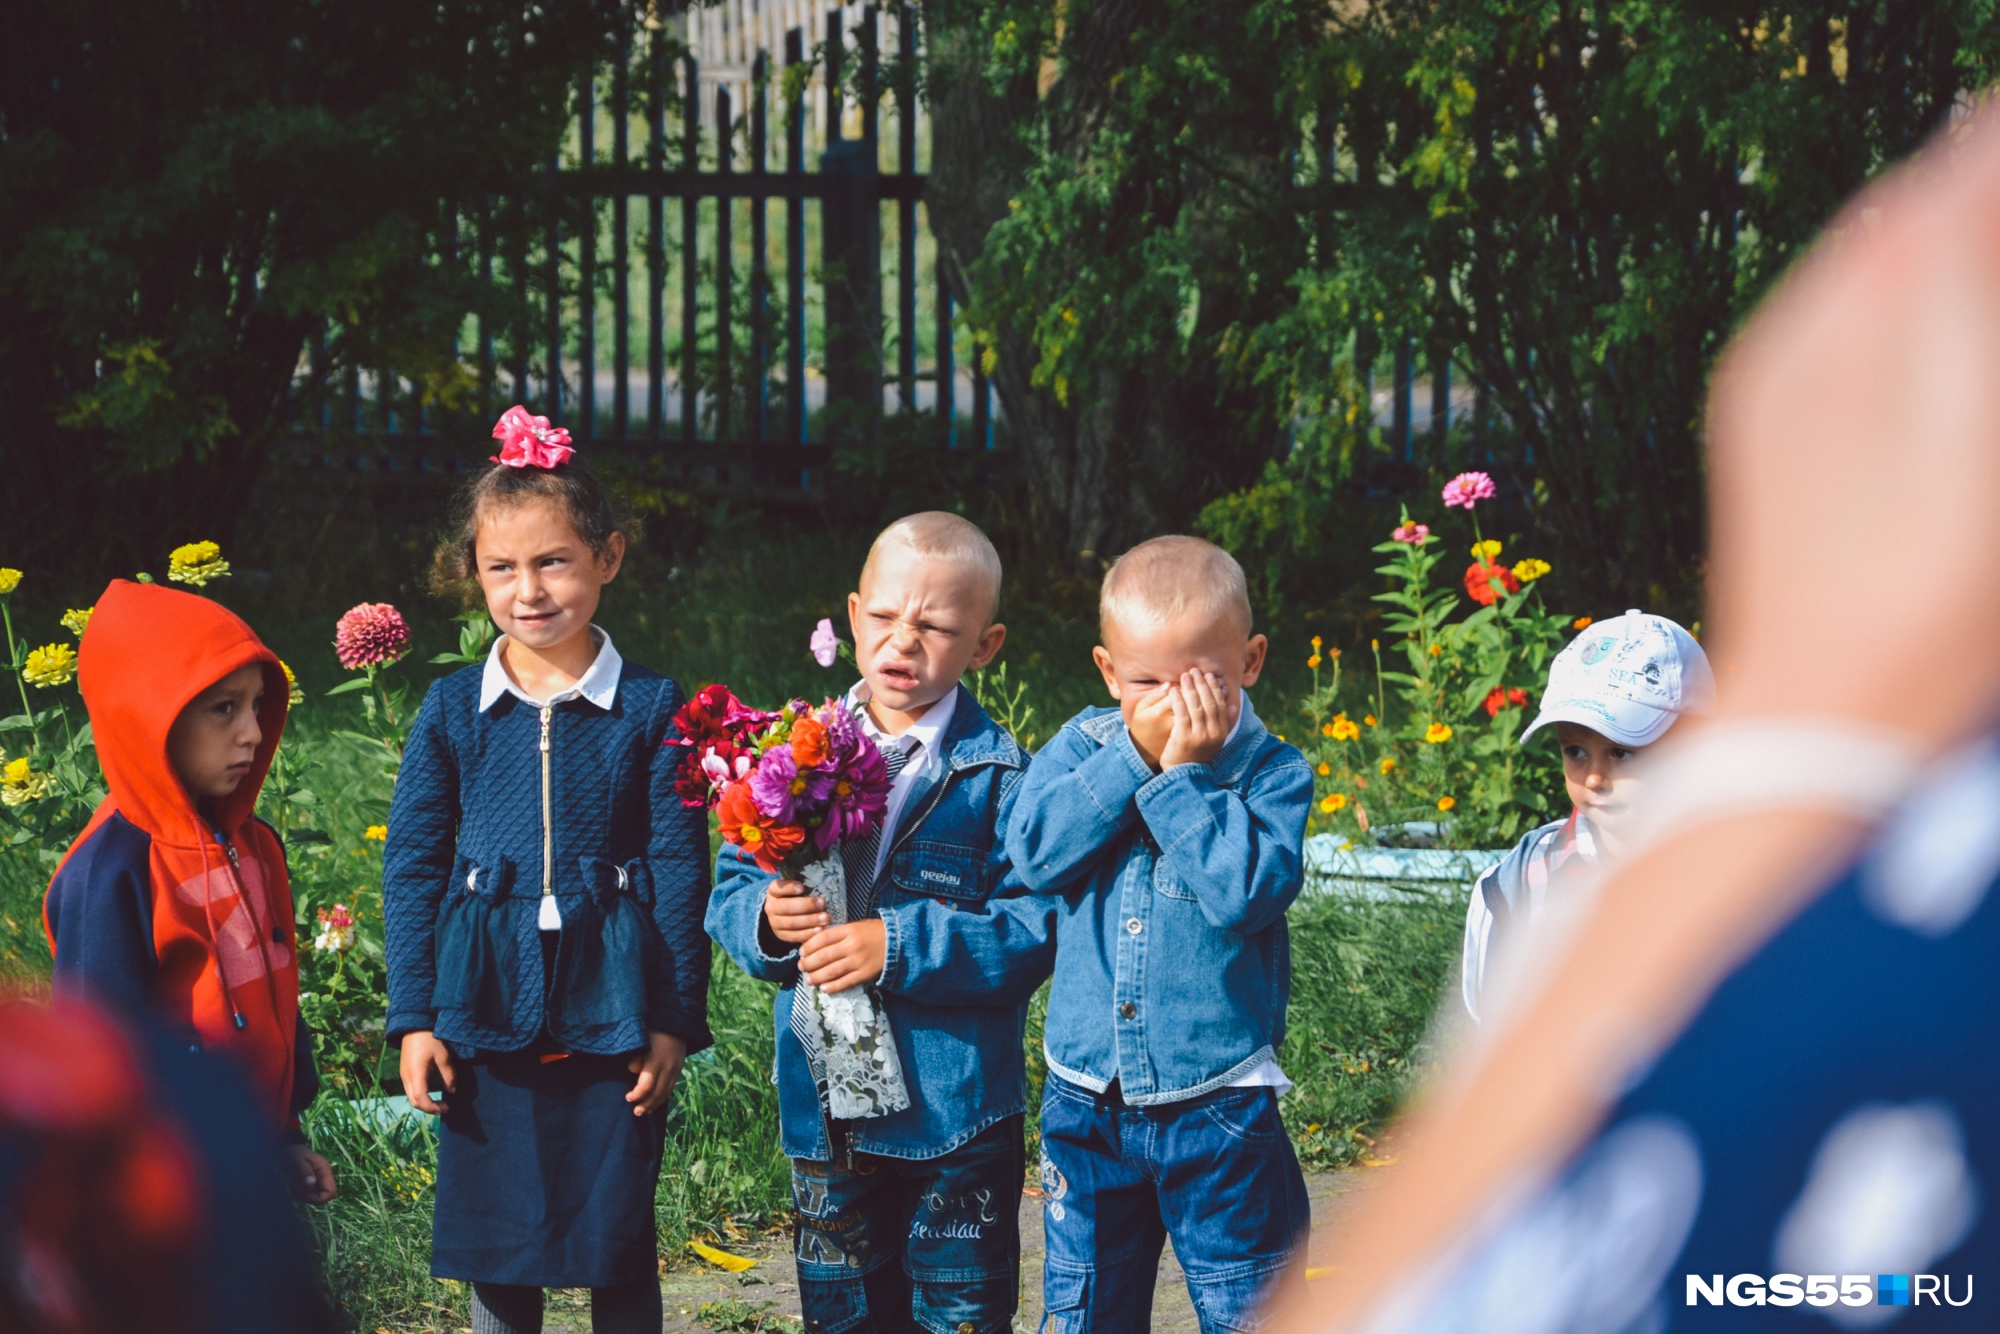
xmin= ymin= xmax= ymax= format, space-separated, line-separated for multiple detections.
xmin=810 ymin=618 xmax=842 ymax=668
xmin=1441 ymin=471 xmax=1497 ymax=510
xmin=1391 ymin=520 xmax=1431 ymax=544
xmin=490 ymin=405 xmax=575 ymax=469
xmin=334 ymin=603 xmax=411 ymax=670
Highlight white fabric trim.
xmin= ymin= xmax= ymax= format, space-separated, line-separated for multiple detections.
xmin=479 ymin=626 xmax=622 ymax=712
xmin=847 ymin=682 xmax=958 ymax=883
xmin=1227 ymin=1056 xmax=1294 ymax=1095
xmin=1626 ymin=718 xmax=1926 ymax=857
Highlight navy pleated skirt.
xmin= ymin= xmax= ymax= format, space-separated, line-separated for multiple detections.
xmin=431 ymin=1048 xmax=665 ymax=1287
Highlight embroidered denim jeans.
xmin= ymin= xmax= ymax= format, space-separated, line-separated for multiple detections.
xmin=793 ymin=1115 xmax=1024 ymax=1334
xmin=1037 ymin=1076 xmax=1309 ymax=1334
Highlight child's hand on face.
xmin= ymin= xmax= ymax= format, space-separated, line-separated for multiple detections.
xmin=286 ymin=1145 xmax=337 ymax=1205
xmin=798 ymin=919 xmax=887 ymax=994
xmin=763 ymin=879 xmax=828 ymax=945
xmin=1127 ymin=685 xmax=1179 ymax=771
xmin=626 ymin=1030 xmax=687 ymax=1115
xmin=1159 ymin=670 xmax=1237 ymax=769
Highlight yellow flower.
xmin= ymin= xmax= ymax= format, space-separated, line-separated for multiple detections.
xmin=1318 ymin=792 xmax=1349 ymax=813
xmin=1321 ymin=723 xmax=1336 ymax=738
xmin=1427 ymin=643 xmax=1443 ymax=657
xmin=1310 ymin=635 xmax=1323 ymax=650
xmin=60 ymin=607 xmax=92 ymax=638
xmin=1316 ymin=762 xmax=1331 ymax=776
xmin=1573 ymin=616 xmax=1593 ymax=630
xmin=0 ymin=757 xmax=54 ymax=806
xmin=167 ymin=540 xmax=231 ymax=588
xmin=363 ymin=824 xmax=388 ymax=842
xmin=1437 ymin=796 xmax=1457 ymax=812
xmin=0 ymin=568 xmax=21 ymax=596
xmin=1470 ymin=539 xmax=1502 ymax=562
xmin=1424 ymin=722 xmax=1453 ymax=744
xmin=1378 ymin=756 xmax=1397 ymax=775
xmin=1512 ymin=558 xmax=1551 ymax=583
xmin=23 ymin=643 xmax=77 ymax=688
xmin=279 ymin=660 xmax=305 ymax=706
xmin=1307 ymin=654 xmax=1322 ymax=670
xmin=1330 ymin=717 xmax=1361 ymax=742
xmin=1363 ymin=715 xmax=1378 ymax=727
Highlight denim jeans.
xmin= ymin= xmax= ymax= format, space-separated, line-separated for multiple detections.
xmin=1038 ymin=1076 xmax=1309 ymax=1333
xmin=793 ymin=1115 xmax=1024 ymax=1334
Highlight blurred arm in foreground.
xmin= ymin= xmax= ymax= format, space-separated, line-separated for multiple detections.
xmin=1267 ymin=102 xmax=2000 ymax=1333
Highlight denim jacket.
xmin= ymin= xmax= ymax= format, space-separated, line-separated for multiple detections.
xmin=706 ymin=685 xmax=1054 ymax=1161
xmin=1007 ymin=695 xmax=1313 ymax=1105
xmin=383 ymin=664 xmax=712 ymax=1058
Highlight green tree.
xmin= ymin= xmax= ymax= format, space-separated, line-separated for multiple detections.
xmin=0 ymin=0 xmax=651 ymax=572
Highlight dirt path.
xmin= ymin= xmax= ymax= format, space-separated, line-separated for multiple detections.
xmin=561 ymin=1166 xmax=1383 ymax=1333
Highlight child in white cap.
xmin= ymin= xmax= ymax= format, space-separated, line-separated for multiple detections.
xmin=1460 ymin=610 xmax=1713 ymax=1023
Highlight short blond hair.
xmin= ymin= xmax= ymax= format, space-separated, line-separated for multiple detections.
xmin=1099 ymin=535 xmax=1252 ymax=638
xmin=861 ymin=512 xmax=1003 ymax=621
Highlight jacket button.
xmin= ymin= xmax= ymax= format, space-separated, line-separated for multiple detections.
xmin=1125 ymin=917 xmax=1143 ymax=935
xmin=1119 ymin=1002 xmax=1137 ymax=1019
xmin=958 ymin=1325 xmax=975 ymax=1334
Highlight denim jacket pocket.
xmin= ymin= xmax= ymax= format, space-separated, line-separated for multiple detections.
xmin=552 ymin=856 xmax=652 ymax=1030
xmin=433 ymin=856 xmax=520 ymax=1027
xmin=1152 ymin=858 xmax=1199 ymax=902
xmin=886 ymin=841 xmax=989 ymax=904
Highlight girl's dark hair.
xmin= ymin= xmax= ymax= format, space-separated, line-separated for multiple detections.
xmin=430 ymin=459 xmax=634 ymax=595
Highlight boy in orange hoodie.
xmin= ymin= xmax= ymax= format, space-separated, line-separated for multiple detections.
xmin=43 ymin=578 xmax=335 ymax=1203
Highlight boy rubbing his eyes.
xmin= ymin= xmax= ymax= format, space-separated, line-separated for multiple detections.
xmin=1460 ymin=610 xmax=1715 ymax=1023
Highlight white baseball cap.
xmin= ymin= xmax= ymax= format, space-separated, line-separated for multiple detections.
xmin=1521 ymin=610 xmax=1714 ymax=749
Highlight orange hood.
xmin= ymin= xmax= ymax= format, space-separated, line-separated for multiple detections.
xmin=51 ymin=580 xmax=303 ymax=1127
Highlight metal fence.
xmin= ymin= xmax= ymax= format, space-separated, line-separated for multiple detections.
xmin=294 ymin=4 xmax=993 ymax=484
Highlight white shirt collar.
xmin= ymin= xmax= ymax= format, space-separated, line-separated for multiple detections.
xmin=479 ymin=627 xmax=623 ymax=712
xmin=845 ymin=680 xmax=958 ymax=758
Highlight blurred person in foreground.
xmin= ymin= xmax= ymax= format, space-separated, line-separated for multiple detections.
xmin=1266 ymin=105 xmax=2000 ymax=1331
xmin=0 ymin=993 xmax=333 ymax=1333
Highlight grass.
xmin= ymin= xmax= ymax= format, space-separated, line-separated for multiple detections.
xmin=0 ymin=521 xmax=1487 ymax=1332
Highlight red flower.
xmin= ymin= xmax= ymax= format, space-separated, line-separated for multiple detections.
xmin=1464 ymin=560 xmax=1522 ymax=606
xmin=1483 ymin=686 xmax=1531 ymax=717
xmin=667 ymin=684 xmax=774 ymax=808
xmin=717 ymin=782 xmax=806 ymax=873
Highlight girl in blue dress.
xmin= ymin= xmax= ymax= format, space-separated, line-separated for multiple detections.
xmin=384 ymin=413 xmax=710 ymax=1333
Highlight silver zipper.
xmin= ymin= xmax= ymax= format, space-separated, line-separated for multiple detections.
xmin=539 ymin=705 xmax=553 ymax=903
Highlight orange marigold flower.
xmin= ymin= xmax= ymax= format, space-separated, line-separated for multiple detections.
xmin=1319 ymin=793 xmax=1349 ymax=814
xmin=1437 ymin=796 xmax=1457 ymax=812
xmin=1573 ymin=616 xmax=1594 ymax=630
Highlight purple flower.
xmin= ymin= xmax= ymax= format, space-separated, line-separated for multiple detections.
xmin=810 ymin=618 xmax=842 ymax=668
xmin=821 ymin=697 xmax=862 ymax=759
xmin=814 ymin=734 xmax=892 ymax=853
xmin=748 ymin=744 xmax=834 ymax=825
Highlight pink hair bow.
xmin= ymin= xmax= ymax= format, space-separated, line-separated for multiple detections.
xmin=490 ymin=405 xmax=575 ymax=469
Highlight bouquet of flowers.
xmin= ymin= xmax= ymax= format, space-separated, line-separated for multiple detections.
xmin=668 ymin=687 xmax=908 ymax=1119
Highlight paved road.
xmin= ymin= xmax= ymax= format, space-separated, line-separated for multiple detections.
xmin=618 ymin=1167 xmax=1378 ymax=1333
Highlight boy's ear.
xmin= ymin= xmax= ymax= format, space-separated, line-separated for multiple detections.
xmin=968 ymin=622 xmax=1007 ymax=671
xmin=1240 ymin=633 xmax=1268 ymax=688
xmin=1091 ymin=645 xmax=1123 ymax=700
xmin=846 ymin=590 xmax=862 ymax=640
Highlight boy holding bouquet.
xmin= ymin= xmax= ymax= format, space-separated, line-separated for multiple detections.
xmin=706 ymin=513 xmax=1055 ymax=1333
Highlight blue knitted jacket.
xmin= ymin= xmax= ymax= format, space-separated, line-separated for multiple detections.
xmin=382 ymin=661 xmax=712 ymax=1057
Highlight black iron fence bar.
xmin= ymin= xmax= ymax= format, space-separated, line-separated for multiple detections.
xmin=750 ymin=51 xmax=770 ymax=444
xmin=680 ymin=54 xmax=699 ymax=442
xmin=897 ymin=5 xmax=917 ymax=410
xmin=937 ymin=291 xmax=954 ymax=443
xmin=545 ymin=148 xmax=562 ymax=422
xmin=477 ymin=205 xmax=496 ymax=419
xmin=785 ymin=27 xmax=807 ymax=446
xmin=552 ymin=168 xmax=928 ymax=201
xmin=859 ymin=7 xmax=879 ymax=147
xmin=715 ymin=81 xmax=734 ymax=442
xmin=647 ymin=28 xmax=667 ymax=440
xmin=612 ymin=44 xmax=630 ymax=438
xmin=578 ymin=77 xmax=596 ymax=439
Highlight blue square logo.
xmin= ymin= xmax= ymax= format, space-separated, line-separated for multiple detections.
xmin=1878 ymin=1274 xmax=1911 ymax=1306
